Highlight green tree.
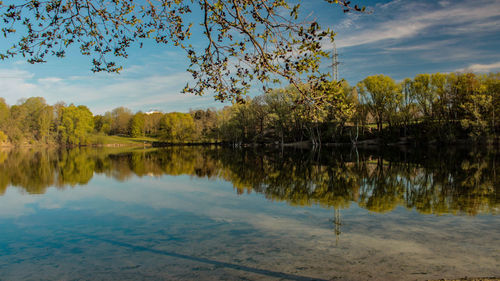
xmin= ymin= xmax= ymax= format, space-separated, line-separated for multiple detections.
xmin=400 ymin=78 xmax=416 ymax=136
xmin=0 ymin=99 xmax=10 ymax=143
xmin=357 ymin=75 xmax=402 ymax=133
xmin=264 ymin=87 xmax=297 ymax=145
xmin=3 ymin=104 xmax=25 ymax=143
xmin=93 ymin=115 xmax=105 ymax=133
xmin=229 ymin=99 xmax=262 ymax=143
xmin=110 ymin=107 xmax=133 ymax=135
xmin=429 ymin=73 xmax=449 ymax=123
xmin=160 ymin=112 xmax=195 ymax=142
xmin=37 ymin=105 xmax=54 ymax=143
xmin=323 ymin=81 xmax=355 ymax=141
xmin=217 ymin=106 xmax=244 ymax=144
xmin=455 ymin=73 xmax=491 ymax=136
xmin=15 ymin=97 xmax=47 ymax=141
xmin=411 ymin=74 xmax=436 ymax=120
xmin=129 ymin=112 xmax=146 ymax=137
xmin=192 ymin=109 xmax=218 ymax=142
xmin=482 ymin=73 xmax=500 ymax=132
xmin=0 ymin=130 xmax=7 ymax=143
xmin=58 ymin=105 xmax=94 ymax=145
xmin=0 ymin=98 xmax=9 ymax=127
xmin=144 ymin=112 xmax=164 ymax=136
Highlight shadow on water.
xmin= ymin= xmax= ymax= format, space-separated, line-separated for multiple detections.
xmin=66 ymin=231 xmax=328 ymax=281
xmin=0 ymin=145 xmax=498 ymax=215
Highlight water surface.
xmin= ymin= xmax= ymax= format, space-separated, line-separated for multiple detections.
xmin=0 ymin=146 xmax=498 ymax=280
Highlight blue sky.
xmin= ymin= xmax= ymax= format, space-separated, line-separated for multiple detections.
xmin=0 ymin=0 xmax=499 ymax=114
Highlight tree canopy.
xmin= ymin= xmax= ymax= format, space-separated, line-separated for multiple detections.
xmin=0 ymin=0 xmax=363 ymax=103
xmin=0 ymin=71 xmax=497 ymax=146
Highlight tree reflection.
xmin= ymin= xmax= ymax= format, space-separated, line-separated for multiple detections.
xmin=0 ymin=146 xmax=498 ymax=215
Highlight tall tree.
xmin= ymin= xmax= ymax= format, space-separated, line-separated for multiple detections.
xmin=192 ymin=109 xmax=218 ymax=141
xmin=324 ymin=81 xmax=355 ymax=141
xmin=0 ymin=98 xmax=9 ymax=142
xmin=160 ymin=112 xmax=195 ymax=142
xmin=0 ymin=98 xmax=8 ymax=127
xmin=110 ymin=107 xmax=133 ymax=135
xmin=357 ymin=75 xmax=401 ymax=133
xmin=482 ymin=73 xmax=500 ymax=132
xmin=412 ymin=74 xmax=435 ymax=120
xmin=144 ymin=112 xmax=164 ymax=136
xmin=18 ymin=97 xmax=49 ymax=141
xmin=455 ymin=73 xmax=491 ymax=136
xmin=429 ymin=73 xmax=448 ymax=123
xmin=129 ymin=112 xmax=146 ymax=138
xmin=264 ymin=87 xmax=297 ymax=145
xmin=37 ymin=105 xmax=54 ymax=143
xmin=58 ymin=105 xmax=94 ymax=145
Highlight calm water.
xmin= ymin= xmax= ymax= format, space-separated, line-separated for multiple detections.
xmin=0 ymin=146 xmax=498 ymax=280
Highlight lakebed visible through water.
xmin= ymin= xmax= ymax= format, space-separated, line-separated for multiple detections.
xmin=0 ymin=146 xmax=498 ymax=280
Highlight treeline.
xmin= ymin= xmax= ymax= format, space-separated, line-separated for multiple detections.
xmin=97 ymin=71 xmax=500 ymax=145
xmin=0 ymin=97 xmax=93 ymax=145
xmin=0 ymin=146 xmax=497 ymax=215
xmin=0 ymin=72 xmax=498 ymax=146
xmin=213 ymin=71 xmax=500 ymax=145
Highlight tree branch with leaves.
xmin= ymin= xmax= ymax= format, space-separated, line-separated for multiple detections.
xmin=0 ymin=0 xmax=364 ymax=104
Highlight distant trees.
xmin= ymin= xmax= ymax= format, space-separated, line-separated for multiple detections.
xmin=0 ymin=71 xmax=498 ymax=146
xmin=485 ymin=73 xmax=500 ymax=132
xmin=110 ymin=107 xmax=133 ymax=135
xmin=57 ymin=105 xmax=94 ymax=145
xmin=159 ymin=112 xmax=195 ymax=142
xmin=0 ymin=97 xmax=55 ymax=144
xmin=0 ymin=99 xmax=94 ymax=146
xmin=411 ymin=74 xmax=435 ymax=119
xmin=357 ymin=75 xmax=402 ymax=133
xmin=129 ymin=112 xmax=145 ymax=138
xmin=192 ymin=109 xmax=218 ymax=142
xmin=397 ymin=72 xmax=499 ymax=140
xmin=264 ymin=87 xmax=297 ymax=145
xmin=144 ymin=112 xmax=163 ymax=136
xmin=0 ymin=98 xmax=9 ymax=125
xmin=0 ymin=98 xmax=9 ymax=143
xmin=207 ymin=81 xmax=356 ymax=146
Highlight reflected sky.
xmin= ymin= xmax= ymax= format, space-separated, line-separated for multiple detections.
xmin=0 ymin=147 xmax=499 ymax=280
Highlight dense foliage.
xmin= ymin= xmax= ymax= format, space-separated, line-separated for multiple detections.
xmin=0 ymin=97 xmax=94 ymax=145
xmin=0 ymin=72 xmax=498 ymax=146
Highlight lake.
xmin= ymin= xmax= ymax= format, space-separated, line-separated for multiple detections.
xmin=0 ymin=146 xmax=498 ymax=280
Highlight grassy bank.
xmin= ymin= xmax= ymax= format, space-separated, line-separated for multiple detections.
xmin=88 ymin=135 xmax=159 ymax=146
xmin=1 ymin=135 xmax=160 ymax=147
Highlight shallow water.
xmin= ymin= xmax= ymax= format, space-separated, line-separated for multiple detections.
xmin=0 ymin=146 xmax=498 ymax=280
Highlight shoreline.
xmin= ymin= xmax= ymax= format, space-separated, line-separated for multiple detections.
xmin=1 ymin=136 xmax=499 ymax=149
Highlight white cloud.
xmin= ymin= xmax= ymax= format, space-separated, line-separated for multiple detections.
xmin=0 ymin=67 xmax=222 ymax=114
xmin=336 ymin=22 xmax=427 ymax=48
xmin=0 ymin=68 xmax=34 ymax=79
xmin=382 ymin=39 xmax=459 ymax=52
xmin=438 ymin=0 xmax=451 ymax=7
xmin=38 ymin=77 xmax=63 ymax=84
xmin=0 ymin=69 xmax=40 ymax=104
xmin=456 ymin=61 xmax=500 ymax=73
xmin=0 ymin=188 xmax=38 ymax=218
xmin=332 ymin=0 xmax=500 ymax=48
